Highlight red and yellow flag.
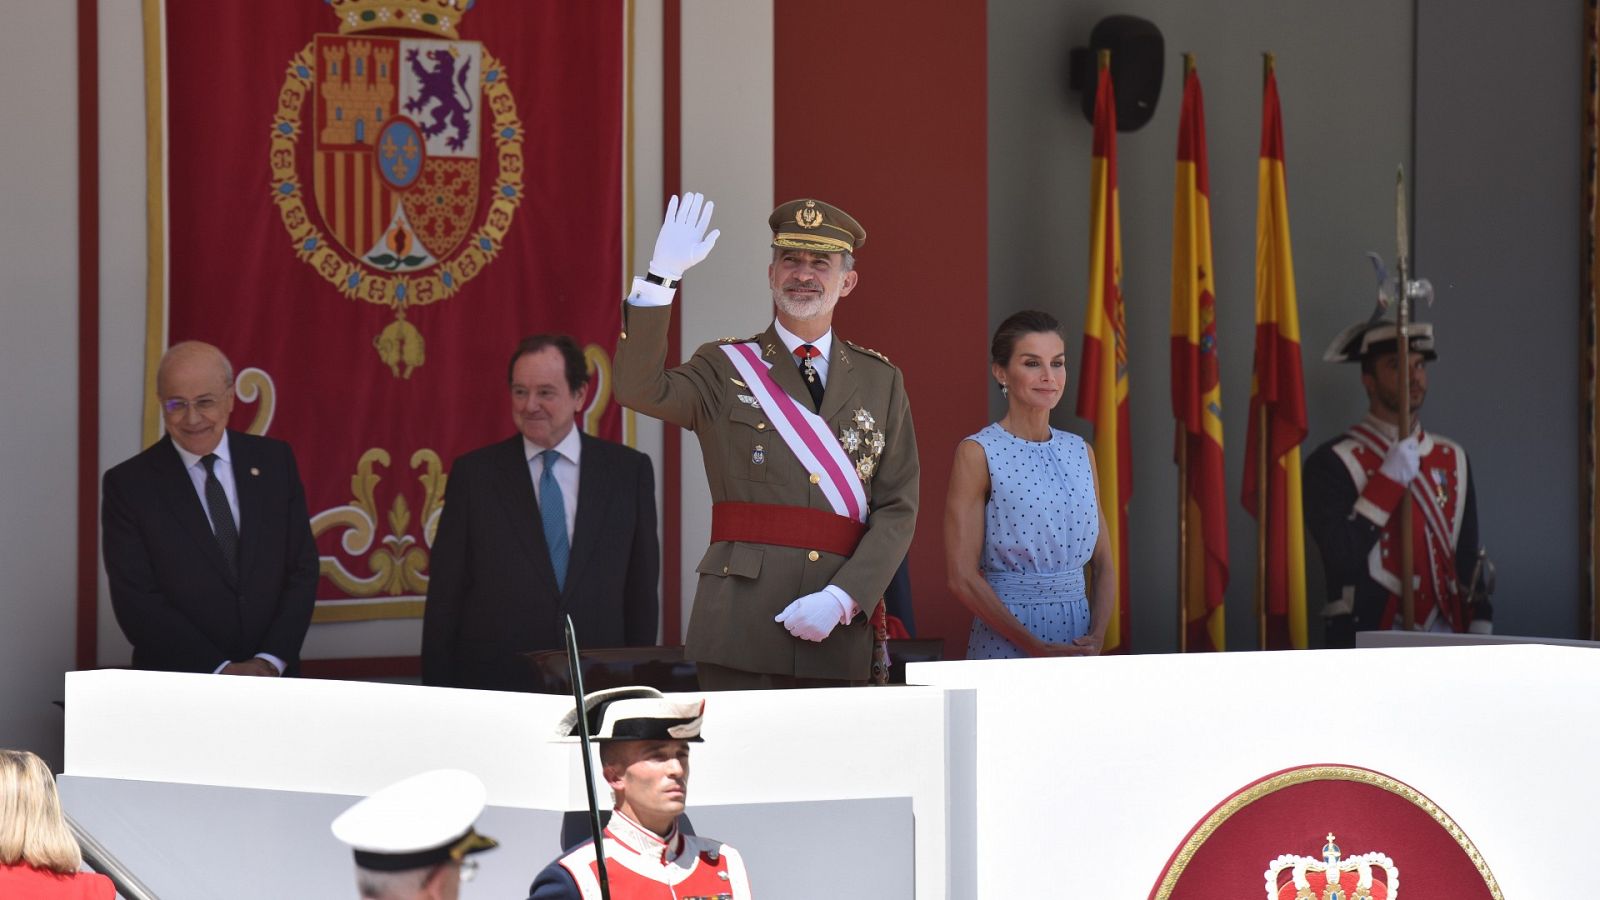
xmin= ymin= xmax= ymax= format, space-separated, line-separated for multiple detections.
xmin=1242 ymin=60 xmax=1308 ymax=650
xmin=1171 ymin=60 xmax=1227 ymax=652
xmin=1076 ymin=52 xmax=1132 ymax=653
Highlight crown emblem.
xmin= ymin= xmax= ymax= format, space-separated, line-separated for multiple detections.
xmin=1267 ymin=834 xmax=1397 ymax=900
xmin=328 ymin=0 xmax=472 ymax=39
xmin=795 ymin=199 xmax=824 ymax=229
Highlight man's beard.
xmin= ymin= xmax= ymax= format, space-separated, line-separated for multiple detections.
xmin=772 ymin=281 xmax=835 ymax=321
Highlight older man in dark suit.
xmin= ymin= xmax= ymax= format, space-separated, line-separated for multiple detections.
xmin=421 ymin=334 xmax=660 ymax=692
xmin=102 ymin=341 xmax=319 ymax=675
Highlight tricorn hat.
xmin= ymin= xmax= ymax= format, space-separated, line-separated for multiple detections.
xmin=770 ymin=198 xmax=866 ymax=254
xmin=554 ymin=686 xmax=705 ymax=743
xmin=1323 ymin=320 xmax=1437 ymax=364
xmin=330 ymin=769 xmax=498 ymax=872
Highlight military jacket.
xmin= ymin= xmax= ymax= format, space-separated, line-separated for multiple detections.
xmin=1305 ymin=416 xmax=1478 ymax=643
xmin=615 ymin=303 xmax=919 ymax=680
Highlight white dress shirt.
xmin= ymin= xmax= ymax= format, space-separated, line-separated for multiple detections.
xmin=526 ymin=425 xmax=582 ymax=542
xmin=772 ymin=319 xmax=833 ymax=387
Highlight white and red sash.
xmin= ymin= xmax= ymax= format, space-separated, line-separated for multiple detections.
xmin=720 ymin=342 xmax=867 ymax=523
xmin=1333 ymin=418 xmax=1469 ymax=630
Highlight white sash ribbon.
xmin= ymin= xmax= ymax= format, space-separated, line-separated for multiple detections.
xmin=721 ymin=343 xmax=867 ymax=523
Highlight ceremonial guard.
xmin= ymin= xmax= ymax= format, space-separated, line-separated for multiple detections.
xmin=1304 ymin=318 xmax=1487 ymax=647
xmin=529 ymin=687 xmax=753 ymax=900
xmin=614 ymin=194 xmax=919 ymax=687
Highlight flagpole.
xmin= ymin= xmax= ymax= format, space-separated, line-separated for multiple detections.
xmin=1255 ymin=53 xmax=1273 ymax=652
xmin=1176 ymin=51 xmax=1197 ymax=654
xmin=1256 ymin=407 xmax=1268 ymax=649
xmin=1178 ymin=427 xmax=1189 ymax=652
xmin=1395 ymin=167 xmax=1416 ymax=629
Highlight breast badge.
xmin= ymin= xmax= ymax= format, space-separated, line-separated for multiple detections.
xmin=838 ymin=407 xmax=886 ymax=481
xmin=270 ymin=0 xmax=525 ymax=378
xmin=751 ymin=444 xmax=765 ymax=466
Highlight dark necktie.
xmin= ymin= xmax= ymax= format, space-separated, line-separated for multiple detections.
xmin=200 ymin=454 xmax=239 ymax=574
xmin=794 ymin=344 xmax=825 ymax=410
xmin=538 ymin=449 xmax=570 ymax=590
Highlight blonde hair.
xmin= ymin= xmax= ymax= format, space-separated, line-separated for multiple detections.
xmin=0 ymin=750 xmax=85 ymax=873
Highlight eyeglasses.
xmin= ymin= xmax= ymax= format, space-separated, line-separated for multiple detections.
xmin=458 ymin=857 xmax=479 ymax=883
xmin=160 ymin=391 xmax=229 ymax=416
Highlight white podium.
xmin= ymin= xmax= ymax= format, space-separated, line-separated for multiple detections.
xmin=909 ymin=643 xmax=1599 ymax=897
xmin=61 ymin=643 xmax=1595 ymax=897
xmin=61 ymin=671 xmax=951 ymax=898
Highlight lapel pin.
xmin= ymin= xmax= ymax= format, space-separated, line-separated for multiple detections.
xmin=250 ymin=467 xmax=261 ymax=476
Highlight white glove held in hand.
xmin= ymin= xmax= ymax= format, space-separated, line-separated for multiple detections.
xmin=774 ymin=591 xmax=848 ymax=642
xmin=1379 ymin=435 xmax=1422 ymax=485
xmin=648 ymin=192 xmax=721 ymax=280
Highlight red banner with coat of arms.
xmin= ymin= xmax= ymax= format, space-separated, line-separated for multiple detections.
xmin=146 ymin=0 xmax=624 ymax=622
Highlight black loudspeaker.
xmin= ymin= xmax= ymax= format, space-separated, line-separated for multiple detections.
xmin=1068 ymin=15 xmax=1164 ymax=132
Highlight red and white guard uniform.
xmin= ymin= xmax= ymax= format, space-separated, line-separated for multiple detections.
xmin=532 ymin=809 xmax=752 ymax=900
xmin=1308 ymin=415 xmax=1476 ymax=635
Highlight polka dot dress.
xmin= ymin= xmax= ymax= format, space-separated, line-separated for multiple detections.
xmin=965 ymin=422 xmax=1099 ymax=659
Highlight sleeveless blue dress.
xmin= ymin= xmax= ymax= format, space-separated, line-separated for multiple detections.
xmin=965 ymin=423 xmax=1100 ymax=659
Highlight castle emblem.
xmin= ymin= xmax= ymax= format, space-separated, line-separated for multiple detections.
xmin=269 ymin=0 xmax=525 ymax=378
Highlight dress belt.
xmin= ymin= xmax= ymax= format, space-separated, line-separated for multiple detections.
xmin=984 ymin=568 xmax=1087 ymax=604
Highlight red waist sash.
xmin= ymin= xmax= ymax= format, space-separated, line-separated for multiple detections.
xmin=710 ymin=501 xmax=866 ymax=557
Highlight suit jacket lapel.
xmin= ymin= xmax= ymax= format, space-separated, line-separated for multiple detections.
xmin=563 ymin=433 xmax=610 ymax=602
xmin=154 ymin=436 xmax=237 ymax=588
xmin=818 ymin=336 xmax=860 ymax=422
xmin=760 ymin=324 xmax=815 ymax=410
xmin=491 ymin=436 xmax=557 ymax=588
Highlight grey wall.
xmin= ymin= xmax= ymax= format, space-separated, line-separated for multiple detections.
xmin=1413 ymin=0 xmax=1583 ymax=638
xmin=990 ymin=1 xmax=1583 ymax=649
xmin=0 ymin=1 xmax=78 ymax=764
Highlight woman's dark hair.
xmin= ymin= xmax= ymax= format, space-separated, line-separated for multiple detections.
xmin=990 ymin=310 xmax=1063 ymax=367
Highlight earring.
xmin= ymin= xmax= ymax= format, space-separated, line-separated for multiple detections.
xmin=1000 ymin=383 xmax=1008 ymax=397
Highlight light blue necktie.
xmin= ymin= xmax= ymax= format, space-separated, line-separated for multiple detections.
xmin=538 ymin=449 xmax=570 ymax=590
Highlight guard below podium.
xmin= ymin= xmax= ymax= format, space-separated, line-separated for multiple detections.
xmin=529 ymin=687 xmax=752 ymax=899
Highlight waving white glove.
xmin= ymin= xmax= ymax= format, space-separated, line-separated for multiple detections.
xmin=648 ymin=192 xmax=720 ymax=280
xmin=1379 ymin=435 xmax=1422 ymax=485
xmin=774 ymin=591 xmax=849 ymax=642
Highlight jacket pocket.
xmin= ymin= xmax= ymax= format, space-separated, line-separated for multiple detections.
xmin=695 ymin=541 xmax=765 ymax=579
xmin=725 ymin=402 xmax=788 ymax=484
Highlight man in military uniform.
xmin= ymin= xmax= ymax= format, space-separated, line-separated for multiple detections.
xmin=614 ymin=193 xmax=919 ymax=688
xmin=1304 ymin=319 xmax=1485 ymax=648
xmin=529 ymin=687 xmax=752 ymax=899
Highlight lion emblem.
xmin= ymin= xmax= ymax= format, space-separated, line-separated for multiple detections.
xmin=405 ymin=48 xmax=475 ymax=151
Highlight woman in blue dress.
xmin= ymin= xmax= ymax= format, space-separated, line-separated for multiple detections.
xmin=944 ymin=311 xmax=1115 ymax=659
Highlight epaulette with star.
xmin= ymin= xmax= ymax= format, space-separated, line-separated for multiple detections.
xmin=716 ymin=334 xmax=763 ymax=344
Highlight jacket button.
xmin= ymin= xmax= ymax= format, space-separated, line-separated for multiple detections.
xmin=809 ymin=473 xmax=821 ymax=485
xmin=721 ymin=565 xmax=729 ymax=575
xmin=807 ymin=550 xmax=820 ymax=562
xmin=757 ymin=422 xmax=767 ymax=431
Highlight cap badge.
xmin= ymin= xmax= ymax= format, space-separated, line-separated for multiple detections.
xmin=795 ymin=200 xmax=824 ymax=230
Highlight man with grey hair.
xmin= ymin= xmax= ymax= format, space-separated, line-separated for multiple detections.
xmin=102 ymin=340 xmax=318 ymax=674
